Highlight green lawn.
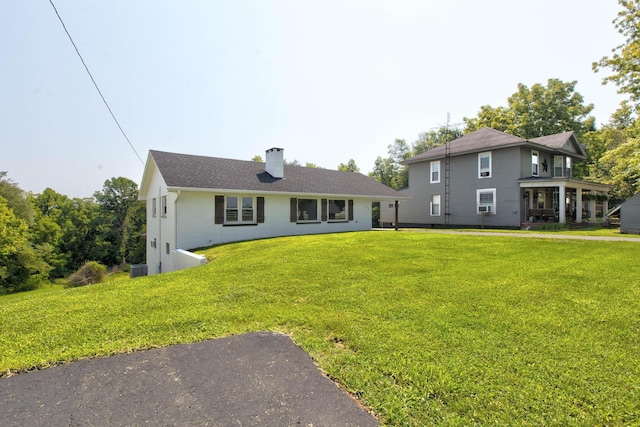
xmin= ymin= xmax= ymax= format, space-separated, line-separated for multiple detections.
xmin=1 ymin=232 xmax=639 ymax=425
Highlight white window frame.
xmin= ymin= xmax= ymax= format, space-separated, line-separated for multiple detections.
xmin=531 ymin=150 xmax=539 ymax=176
xmin=225 ymin=195 xmax=256 ymax=224
xmin=430 ymin=160 xmax=440 ymax=183
xmin=328 ymin=199 xmax=347 ymax=221
xmin=152 ymin=197 xmax=157 ymax=217
xmin=565 ymin=157 xmax=572 ymax=178
xmin=430 ymin=194 xmax=441 ymax=216
xmin=477 ymin=188 xmax=496 ymax=215
xmin=478 ymin=152 xmax=492 ymax=178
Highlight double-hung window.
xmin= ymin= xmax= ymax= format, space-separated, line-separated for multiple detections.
xmin=215 ymin=195 xmax=263 ymax=225
xmin=430 ymin=161 xmax=440 ymax=183
xmin=477 ymin=188 xmax=496 ymax=214
xmin=531 ymin=150 xmax=539 ymax=176
xmin=225 ymin=196 xmax=255 ymax=223
xmin=478 ymin=152 xmax=492 ymax=178
xmin=430 ymin=194 xmax=441 ymax=216
xmin=152 ymin=198 xmax=157 ymax=217
xmin=328 ymin=199 xmax=346 ymax=221
xmin=565 ymin=157 xmax=572 ymax=178
xmin=554 ymin=155 xmax=564 ymax=177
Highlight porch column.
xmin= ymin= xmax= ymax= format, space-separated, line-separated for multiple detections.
xmin=603 ymin=198 xmax=609 ymax=218
xmin=588 ymin=199 xmax=597 ymax=223
xmin=576 ymin=188 xmax=583 ymax=224
xmin=558 ymin=184 xmax=566 ymax=223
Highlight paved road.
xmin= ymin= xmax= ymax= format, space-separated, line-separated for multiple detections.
xmin=0 ymin=331 xmax=378 ymax=427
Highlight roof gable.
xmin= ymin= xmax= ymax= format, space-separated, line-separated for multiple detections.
xmin=403 ymin=128 xmax=526 ymax=164
xmin=142 ymin=150 xmax=401 ymax=199
xmin=403 ymin=127 xmax=587 ymax=164
xmin=529 ymin=131 xmax=587 ymax=158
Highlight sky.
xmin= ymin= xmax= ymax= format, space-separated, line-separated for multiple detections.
xmin=1 ymin=1 xmax=627 ymax=198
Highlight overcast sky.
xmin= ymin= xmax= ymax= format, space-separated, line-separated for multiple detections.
xmin=2 ymin=1 xmax=626 ymax=198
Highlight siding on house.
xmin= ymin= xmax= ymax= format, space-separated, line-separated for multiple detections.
xmin=621 ymin=193 xmax=640 ymax=234
xmin=391 ymin=146 xmax=523 ymax=227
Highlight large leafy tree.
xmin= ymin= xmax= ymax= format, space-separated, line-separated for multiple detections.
xmin=593 ymin=0 xmax=640 ymax=109
xmin=338 ymin=159 xmax=360 ymax=172
xmin=30 ymin=189 xmax=101 ymax=277
xmin=588 ymin=1 xmax=640 ymax=202
xmin=369 ymin=139 xmax=411 ymax=189
xmin=0 ymin=195 xmax=50 ymax=294
xmin=464 ymin=79 xmax=596 ymax=138
xmin=412 ymin=126 xmax=463 ymax=156
xmin=92 ymin=177 xmax=145 ymax=267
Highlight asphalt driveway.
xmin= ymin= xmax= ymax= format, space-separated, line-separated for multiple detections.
xmin=0 ymin=331 xmax=378 ymax=426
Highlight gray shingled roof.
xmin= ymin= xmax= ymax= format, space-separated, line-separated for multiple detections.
xmin=148 ymin=150 xmax=401 ymax=199
xmin=402 ymin=127 xmax=585 ymax=164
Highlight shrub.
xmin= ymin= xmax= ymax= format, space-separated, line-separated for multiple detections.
xmin=66 ymin=261 xmax=107 ymax=288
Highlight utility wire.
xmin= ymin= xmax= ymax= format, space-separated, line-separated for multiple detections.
xmin=49 ymin=0 xmax=145 ymax=165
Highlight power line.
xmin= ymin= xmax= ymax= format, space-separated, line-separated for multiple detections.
xmin=48 ymin=0 xmax=145 ymax=165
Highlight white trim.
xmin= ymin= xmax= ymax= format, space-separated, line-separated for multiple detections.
xmin=531 ymin=150 xmax=539 ymax=176
xmin=478 ymin=152 xmax=492 ymax=179
xmin=430 ymin=160 xmax=441 ymax=183
xmin=430 ymin=194 xmax=441 ymax=216
xmin=224 ymin=195 xmax=257 ymax=224
xmin=477 ymin=188 xmax=496 ymax=215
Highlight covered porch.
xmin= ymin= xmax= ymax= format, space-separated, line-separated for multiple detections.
xmin=519 ymin=178 xmax=612 ymax=224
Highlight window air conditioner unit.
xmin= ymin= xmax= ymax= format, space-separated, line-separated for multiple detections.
xmin=478 ymin=206 xmax=492 ymax=213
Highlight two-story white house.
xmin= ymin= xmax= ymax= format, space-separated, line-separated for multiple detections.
xmin=381 ymin=127 xmax=612 ymax=228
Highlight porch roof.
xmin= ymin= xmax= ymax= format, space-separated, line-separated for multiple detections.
xmin=518 ymin=177 xmax=613 ymax=192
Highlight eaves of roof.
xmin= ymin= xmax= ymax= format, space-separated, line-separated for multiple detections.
xmin=145 ymin=150 xmax=404 ymax=200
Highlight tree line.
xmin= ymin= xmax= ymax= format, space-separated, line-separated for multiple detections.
xmin=0 ymin=174 xmax=144 ymax=294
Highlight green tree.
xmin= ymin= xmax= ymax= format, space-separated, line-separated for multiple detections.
xmin=251 ymin=155 xmax=264 ymax=162
xmin=593 ymin=0 xmax=640 ymax=109
xmin=30 ymin=189 xmax=101 ymax=278
xmin=464 ymin=79 xmax=596 ymax=138
xmin=412 ymin=126 xmax=463 ymax=155
xmin=92 ymin=177 xmax=145 ymax=267
xmin=369 ymin=156 xmax=398 ymax=189
xmin=338 ymin=159 xmax=360 ymax=172
xmin=0 ymin=172 xmax=34 ymax=225
xmin=0 ymin=196 xmax=50 ymax=294
xmin=599 ymin=138 xmax=640 ymax=202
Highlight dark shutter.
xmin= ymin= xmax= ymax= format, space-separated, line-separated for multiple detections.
xmin=348 ymin=199 xmax=354 ymax=221
xmin=257 ymin=197 xmax=265 ymax=223
xmin=290 ymin=198 xmax=297 ymax=222
xmin=215 ymin=195 xmax=224 ymax=224
xmin=321 ymin=199 xmax=328 ymax=222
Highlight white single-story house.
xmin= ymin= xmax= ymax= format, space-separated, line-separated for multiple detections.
xmin=138 ymin=148 xmax=403 ymax=274
xmin=621 ymin=192 xmax=640 ymax=234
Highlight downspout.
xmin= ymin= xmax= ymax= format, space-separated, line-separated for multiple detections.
xmin=158 ymin=186 xmax=162 ymax=273
xmin=174 ymin=190 xmax=181 ymax=251
xmin=394 ymin=200 xmax=399 ymax=231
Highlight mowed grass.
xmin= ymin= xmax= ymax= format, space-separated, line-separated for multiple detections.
xmin=1 ymin=231 xmax=639 ymax=425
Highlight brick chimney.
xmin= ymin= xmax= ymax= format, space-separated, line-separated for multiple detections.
xmin=265 ymin=147 xmax=284 ymax=178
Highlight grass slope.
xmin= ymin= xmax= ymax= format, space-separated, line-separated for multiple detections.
xmin=1 ymin=231 xmax=639 ymax=425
